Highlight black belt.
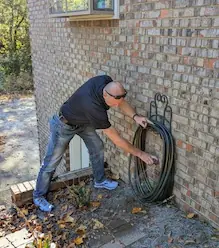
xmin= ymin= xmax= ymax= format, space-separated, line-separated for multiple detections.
xmin=59 ymin=111 xmax=70 ymax=124
xmin=59 ymin=111 xmax=79 ymax=128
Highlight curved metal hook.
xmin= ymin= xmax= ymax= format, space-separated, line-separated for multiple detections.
xmin=149 ymin=92 xmax=172 ymax=132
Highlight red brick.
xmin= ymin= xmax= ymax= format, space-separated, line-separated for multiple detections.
xmin=186 ymin=144 xmax=193 ymax=152
xmin=209 ymin=212 xmax=219 ymax=224
xmin=177 ymin=140 xmax=183 ymax=148
xmin=160 ymin=9 xmax=168 ymax=18
xmin=204 ymin=59 xmax=217 ymax=69
xmin=177 ymin=47 xmax=183 ymax=55
xmin=131 ymin=51 xmax=139 ymax=58
xmin=214 ymin=191 xmax=219 ymax=197
xmin=195 ymin=203 xmax=201 ymax=211
xmin=184 ymin=57 xmax=189 ymax=64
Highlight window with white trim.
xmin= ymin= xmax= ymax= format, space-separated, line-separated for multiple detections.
xmin=49 ymin=0 xmax=119 ymax=20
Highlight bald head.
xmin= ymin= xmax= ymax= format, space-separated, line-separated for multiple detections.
xmin=104 ymin=81 xmax=126 ymax=95
xmin=103 ymin=81 xmax=126 ymax=107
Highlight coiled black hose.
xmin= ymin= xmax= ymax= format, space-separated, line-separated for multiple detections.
xmin=128 ymin=120 xmax=175 ymax=203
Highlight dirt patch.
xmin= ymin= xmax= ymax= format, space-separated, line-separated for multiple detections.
xmin=0 ymin=135 xmax=6 ymax=153
xmin=0 ymin=93 xmax=33 ymax=101
xmin=0 ymin=181 xmax=219 ymax=248
xmin=0 ymin=96 xmax=40 ymax=205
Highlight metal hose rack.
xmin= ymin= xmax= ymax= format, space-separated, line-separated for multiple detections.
xmin=129 ymin=93 xmax=175 ymax=203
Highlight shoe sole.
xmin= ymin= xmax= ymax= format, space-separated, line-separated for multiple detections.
xmin=94 ymin=185 xmax=118 ymax=190
xmin=33 ymin=202 xmax=54 ymax=212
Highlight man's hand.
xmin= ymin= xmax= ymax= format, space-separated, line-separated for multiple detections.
xmin=134 ymin=115 xmax=148 ymax=128
xmin=138 ymin=151 xmax=158 ymax=165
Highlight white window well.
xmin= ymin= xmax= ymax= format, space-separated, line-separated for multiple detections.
xmin=49 ymin=0 xmax=119 ymax=20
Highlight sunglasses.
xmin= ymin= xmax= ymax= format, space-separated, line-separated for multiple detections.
xmin=105 ymin=89 xmax=127 ymax=99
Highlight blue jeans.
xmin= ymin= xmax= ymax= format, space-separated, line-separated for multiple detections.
xmin=33 ymin=115 xmax=105 ymax=198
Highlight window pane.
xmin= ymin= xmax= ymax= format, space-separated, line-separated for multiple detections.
xmin=93 ymin=0 xmax=113 ymax=10
xmin=50 ymin=0 xmax=89 ymax=13
xmin=66 ymin=0 xmax=89 ymax=11
xmin=50 ymin=0 xmax=64 ymax=13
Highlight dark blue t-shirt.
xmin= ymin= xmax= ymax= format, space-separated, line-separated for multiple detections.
xmin=61 ymin=75 xmax=112 ymax=129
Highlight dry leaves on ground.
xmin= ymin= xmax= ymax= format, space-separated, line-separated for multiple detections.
xmin=186 ymin=213 xmax=197 ymax=219
xmin=90 ymin=201 xmax=101 ymax=208
xmin=92 ymin=219 xmax=104 ymax=229
xmin=131 ymin=207 xmax=147 ymax=214
xmin=73 ymin=236 xmax=84 ymax=245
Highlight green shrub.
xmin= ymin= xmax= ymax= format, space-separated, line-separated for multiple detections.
xmin=0 ymin=72 xmax=33 ymax=94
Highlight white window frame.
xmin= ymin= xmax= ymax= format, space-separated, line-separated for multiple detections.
xmin=49 ymin=0 xmax=119 ymax=20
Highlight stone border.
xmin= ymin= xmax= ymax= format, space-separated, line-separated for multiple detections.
xmin=10 ymin=167 xmax=97 ymax=207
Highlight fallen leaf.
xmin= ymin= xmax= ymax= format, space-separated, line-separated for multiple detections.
xmin=131 ymin=207 xmax=142 ymax=214
xmin=76 ymin=225 xmax=87 ymax=235
xmin=67 ymin=243 xmax=76 ymax=248
xmin=59 ymin=224 xmax=65 ymax=229
xmin=39 ymin=233 xmax=45 ymax=239
xmin=168 ymin=237 xmax=174 ymax=243
xmin=54 ymin=191 xmax=63 ymax=200
xmin=74 ymin=236 xmax=83 ymax=245
xmin=46 ymin=223 xmax=53 ymax=230
xmin=19 ymin=208 xmax=28 ymax=216
xmin=50 ymin=243 xmax=56 ymax=248
xmin=140 ymin=210 xmax=147 ymax=214
xmin=184 ymin=239 xmax=196 ymax=245
xmin=111 ymin=174 xmax=120 ymax=180
xmin=57 ymin=220 xmax=65 ymax=225
xmin=61 ymin=205 xmax=68 ymax=212
xmin=187 ymin=213 xmax=196 ymax=219
xmin=64 ymin=215 xmax=76 ymax=224
xmin=90 ymin=201 xmax=101 ymax=208
xmin=79 ymin=181 xmax=85 ymax=187
xmin=0 ymin=205 xmax=6 ymax=212
xmin=29 ymin=215 xmax=37 ymax=220
xmin=97 ymin=194 xmax=103 ymax=200
xmin=92 ymin=219 xmax=104 ymax=229
xmin=211 ymin=235 xmax=219 ymax=240
xmin=35 ymin=225 xmax=42 ymax=232
xmin=62 ymin=232 xmax=68 ymax=240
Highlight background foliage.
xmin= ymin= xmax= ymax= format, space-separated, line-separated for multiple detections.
xmin=0 ymin=0 xmax=33 ymax=93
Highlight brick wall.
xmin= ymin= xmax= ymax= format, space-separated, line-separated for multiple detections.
xmin=27 ymin=0 xmax=219 ymax=227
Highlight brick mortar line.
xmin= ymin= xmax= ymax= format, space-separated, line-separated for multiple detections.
xmin=175 ymin=144 xmax=217 ymax=162
xmin=122 ymin=15 xmax=219 ymax=20
xmin=176 ymin=196 xmax=214 ymax=214
xmin=176 ymin=195 xmax=217 ymax=214
xmin=174 ymin=177 xmax=217 ymax=198
xmin=175 ymin=176 xmax=218 ymax=197
xmin=122 ymin=65 xmax=218 ymax=76
xmin=128 ymin=4 xmax=219 ymax=9
xmin=176 ymin=170 xmax=216 ymax=189
xmin=176 ymin=198 xmax=219 ymax=228
xmin=128 ymin=26 xmax=219 ymax=30
xmin=127 ymin=60 xmax=219 ymax=68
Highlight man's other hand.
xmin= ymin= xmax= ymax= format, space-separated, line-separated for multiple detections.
xmin=134 ymin=115 xmax=148 ymax=128
xmin=138 ymin=151 xmax=158 ymax=165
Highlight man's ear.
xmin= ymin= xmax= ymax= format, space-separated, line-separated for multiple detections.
xmin=103 ymin=90 xmax=108 ymax=98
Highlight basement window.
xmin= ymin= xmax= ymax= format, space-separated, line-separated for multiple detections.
xmin=49 ymin=0 xmax=119 ymax=20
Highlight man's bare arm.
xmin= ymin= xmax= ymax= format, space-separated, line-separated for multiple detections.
xmin=118 ymin=100 xmax=148 ymax=128
xmin=118 ymin=100 xmax=136 ymax=119
xmin=102 ymin=126 xmax=154 ymax=164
